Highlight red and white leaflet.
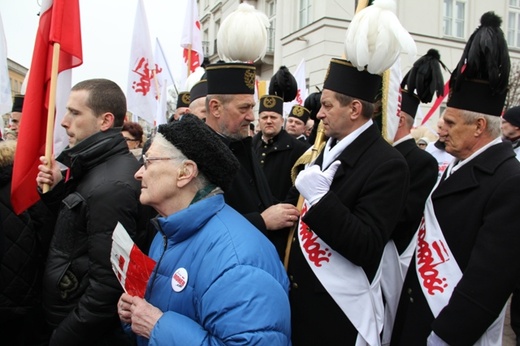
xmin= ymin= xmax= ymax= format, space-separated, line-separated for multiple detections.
xmin=111 ymin=222 xmax=156 ymax=298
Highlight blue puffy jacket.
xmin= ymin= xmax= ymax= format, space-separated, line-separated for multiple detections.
xmin=139 ymin=193 xmax=291 ymax=346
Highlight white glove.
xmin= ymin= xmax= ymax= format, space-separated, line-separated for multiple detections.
xmin=427 ymin=331 xmax=450 ymax=346
xmin=295 ymin=161 xmax=341 ymax=206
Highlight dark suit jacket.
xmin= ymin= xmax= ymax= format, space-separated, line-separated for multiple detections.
xmin=252 ymin=130 xmax=310 ymax=201
xmin=288 ymin=124 xmax=409 ymax=345
xmin=391 ymin=142 xmax=520 ymax=345
xmin=392 ymin=138 xmax=438 ymax=253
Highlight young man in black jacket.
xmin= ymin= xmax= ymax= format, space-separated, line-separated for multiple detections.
xmin=36 ymin=79 xmax=141 ymax=346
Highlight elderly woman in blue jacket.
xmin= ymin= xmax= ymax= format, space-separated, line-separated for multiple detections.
xmin=117 ymin=114 xmax=291 ymax=345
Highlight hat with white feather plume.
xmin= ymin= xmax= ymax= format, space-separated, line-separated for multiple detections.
xmin=324 ymin=0 xmax=416 ymax=102
xmin=447 ymin=12 xmax=510 ymax=116
xmin=207 ymin=3 xmax=269 ymax=95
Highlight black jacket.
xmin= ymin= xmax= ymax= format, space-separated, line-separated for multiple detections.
xmin=252 ymin=129 xmax=309 ymax=201
xmin=392 ymin=138 xmax=438 ymax=253
xmin=0 ymin=163 xmax=52 ymax=321
xmin=288 ymin=124 xmax=409 ymax=345
xmin=41 ymin=129 xmax=141 ymax=345
xmin=392 ymin=142 xmax=520 ymax=345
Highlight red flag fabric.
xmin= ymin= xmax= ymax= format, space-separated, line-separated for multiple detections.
xmin=11 ymin=0 xmax=82 ymax=214
xmin=111 ymin=223 xmax=156 ymax=298
xmin=180 ymin=0 xmax=204 ymax=74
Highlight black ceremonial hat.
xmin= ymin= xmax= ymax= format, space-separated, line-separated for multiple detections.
xmin=190 ymin=79 xmax=208 ymax=101
xmin=323 ymin=58 xmax=382 ymax=103
xmin=12 ymin=94 xmax=24 ymax=112
xmin=206 ymin=62 xmax=256 ymax=95
xmin=258 ymin=95 xmax=284 ymax=115
xmin=176 ymin=92 xmax=190 ymax=108
xmin=288 ymin=105 xmax=310 ymax=124
xmin=447 ymin=12 xmax=510 ymax=116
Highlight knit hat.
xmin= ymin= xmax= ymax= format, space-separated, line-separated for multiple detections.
xmin=503 ymin=106 xmax=520 ymax=128
xmin=157 ymin=114 xmax=240 ymax=191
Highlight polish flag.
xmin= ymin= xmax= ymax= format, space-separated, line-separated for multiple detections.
xmin=11 ymin=0 xmax=82 ymax=214
xmin=126 ymin=0 xmax=156 ymax=125
xmin=111 ymin=222 xmax=156 ymax=298
xmin=180 ymin=0 xmax=204 ymax=75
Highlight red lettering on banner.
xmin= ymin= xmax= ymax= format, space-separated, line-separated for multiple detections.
xmin=131 ymin=57 xmax=154 ymax=97
xmin=299 ymin=203 xmax=332 ymax=267
xmin=295 ymin=89 xmax=303 ymax=105
xmin=417 ymin=217 xmax=449 ymax=295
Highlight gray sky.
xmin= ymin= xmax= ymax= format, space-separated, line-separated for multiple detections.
xmin=0 ymin=0 xmax=188 ymax=91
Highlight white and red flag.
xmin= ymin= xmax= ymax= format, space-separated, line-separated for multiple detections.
xmin=154 ymin=38 xmax=175 ymax=125
xmin=127 ymin=0 xmax=156 ymax=125
xmin=111 ymin=222 xmax=156 ymax=298
xmin=11 ymin=0 xmax=82 ymax=214
xmin=180 ymin=0 xmax=204 ymax=75
xmin=283 ymin=58 xmax=308 ymax=117
xmin=0 ymin=13 xmax=11 ymax=119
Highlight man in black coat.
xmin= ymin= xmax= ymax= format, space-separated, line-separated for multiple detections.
xmin=36 ymin=79 xmax=141 ymax=345
xmin=204 ymin=63 xmax=300 ymax=259
xmin=381 ymin=52 xmax=441 ymax=343
xmin=252 ymin=95 xmax=309 ymax=202
xmin=391 ymin=12 xmax=520 ymax=345
xmin=287 ymin=57 xmax=409 ymax=345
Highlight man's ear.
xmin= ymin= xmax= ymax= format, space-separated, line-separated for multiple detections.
xmin=100 ymin=112 xmax=115 ymax=131
xmin=208 ymin=99 xmax=221 ymax=118
xmin=177 ymin=160 xmax=198 ymax=188
xmin=350 ymin=100 xmax=362 ymax=120
xmin=475 ymin=117 xmax=487 ymax=137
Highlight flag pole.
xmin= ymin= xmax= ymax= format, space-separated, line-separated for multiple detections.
xmin=43 ymin=42 xmax=61 ymax=193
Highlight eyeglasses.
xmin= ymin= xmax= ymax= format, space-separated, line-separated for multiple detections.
xmin=142 ymin=154 xmax=179 ymax=169
xmin=123 ymin=137 xmax=139 ymax=142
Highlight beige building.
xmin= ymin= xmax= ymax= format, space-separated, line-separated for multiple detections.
xmin=7 ymin=58 xmax=27 ymax=96
xmin=199 ymin=0 xmax=520 ymax=127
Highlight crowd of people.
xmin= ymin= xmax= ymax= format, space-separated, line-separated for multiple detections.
xmin=2 ymin=5 xmax=520 ymax=346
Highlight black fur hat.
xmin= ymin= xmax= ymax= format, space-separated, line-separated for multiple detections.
xmin=157 ymin=114 xmax=240 ymax=191
xmin=401 ymin=49 xmax=447 ymax=117
xmin=447 ymin=12 xmax=510 ymax=116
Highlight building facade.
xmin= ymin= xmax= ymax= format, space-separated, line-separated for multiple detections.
xmin=198 ymin=0 xmax=520 ymax=126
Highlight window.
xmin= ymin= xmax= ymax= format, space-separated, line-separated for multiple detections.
xmin=508 ymin=0 xmax=520 ymax=48
xmin=443 ymin=0 xmax=465 ymax=38
xmin=299 ymin=0 xmax=312 ymax=28
xmin=266 ymin=0 xmax=276 ymax=52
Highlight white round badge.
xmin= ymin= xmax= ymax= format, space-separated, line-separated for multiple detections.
xmin=171 ymin=267 xmax=188 ymax=292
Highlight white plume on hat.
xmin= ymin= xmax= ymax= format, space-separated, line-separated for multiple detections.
xmin=217 ymin=3 xmax=269 ymax=62
xmin=345 ymin=0 xmax=416 ymax=74
xmin=184 ymin=66 xmax=205 ymax=92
